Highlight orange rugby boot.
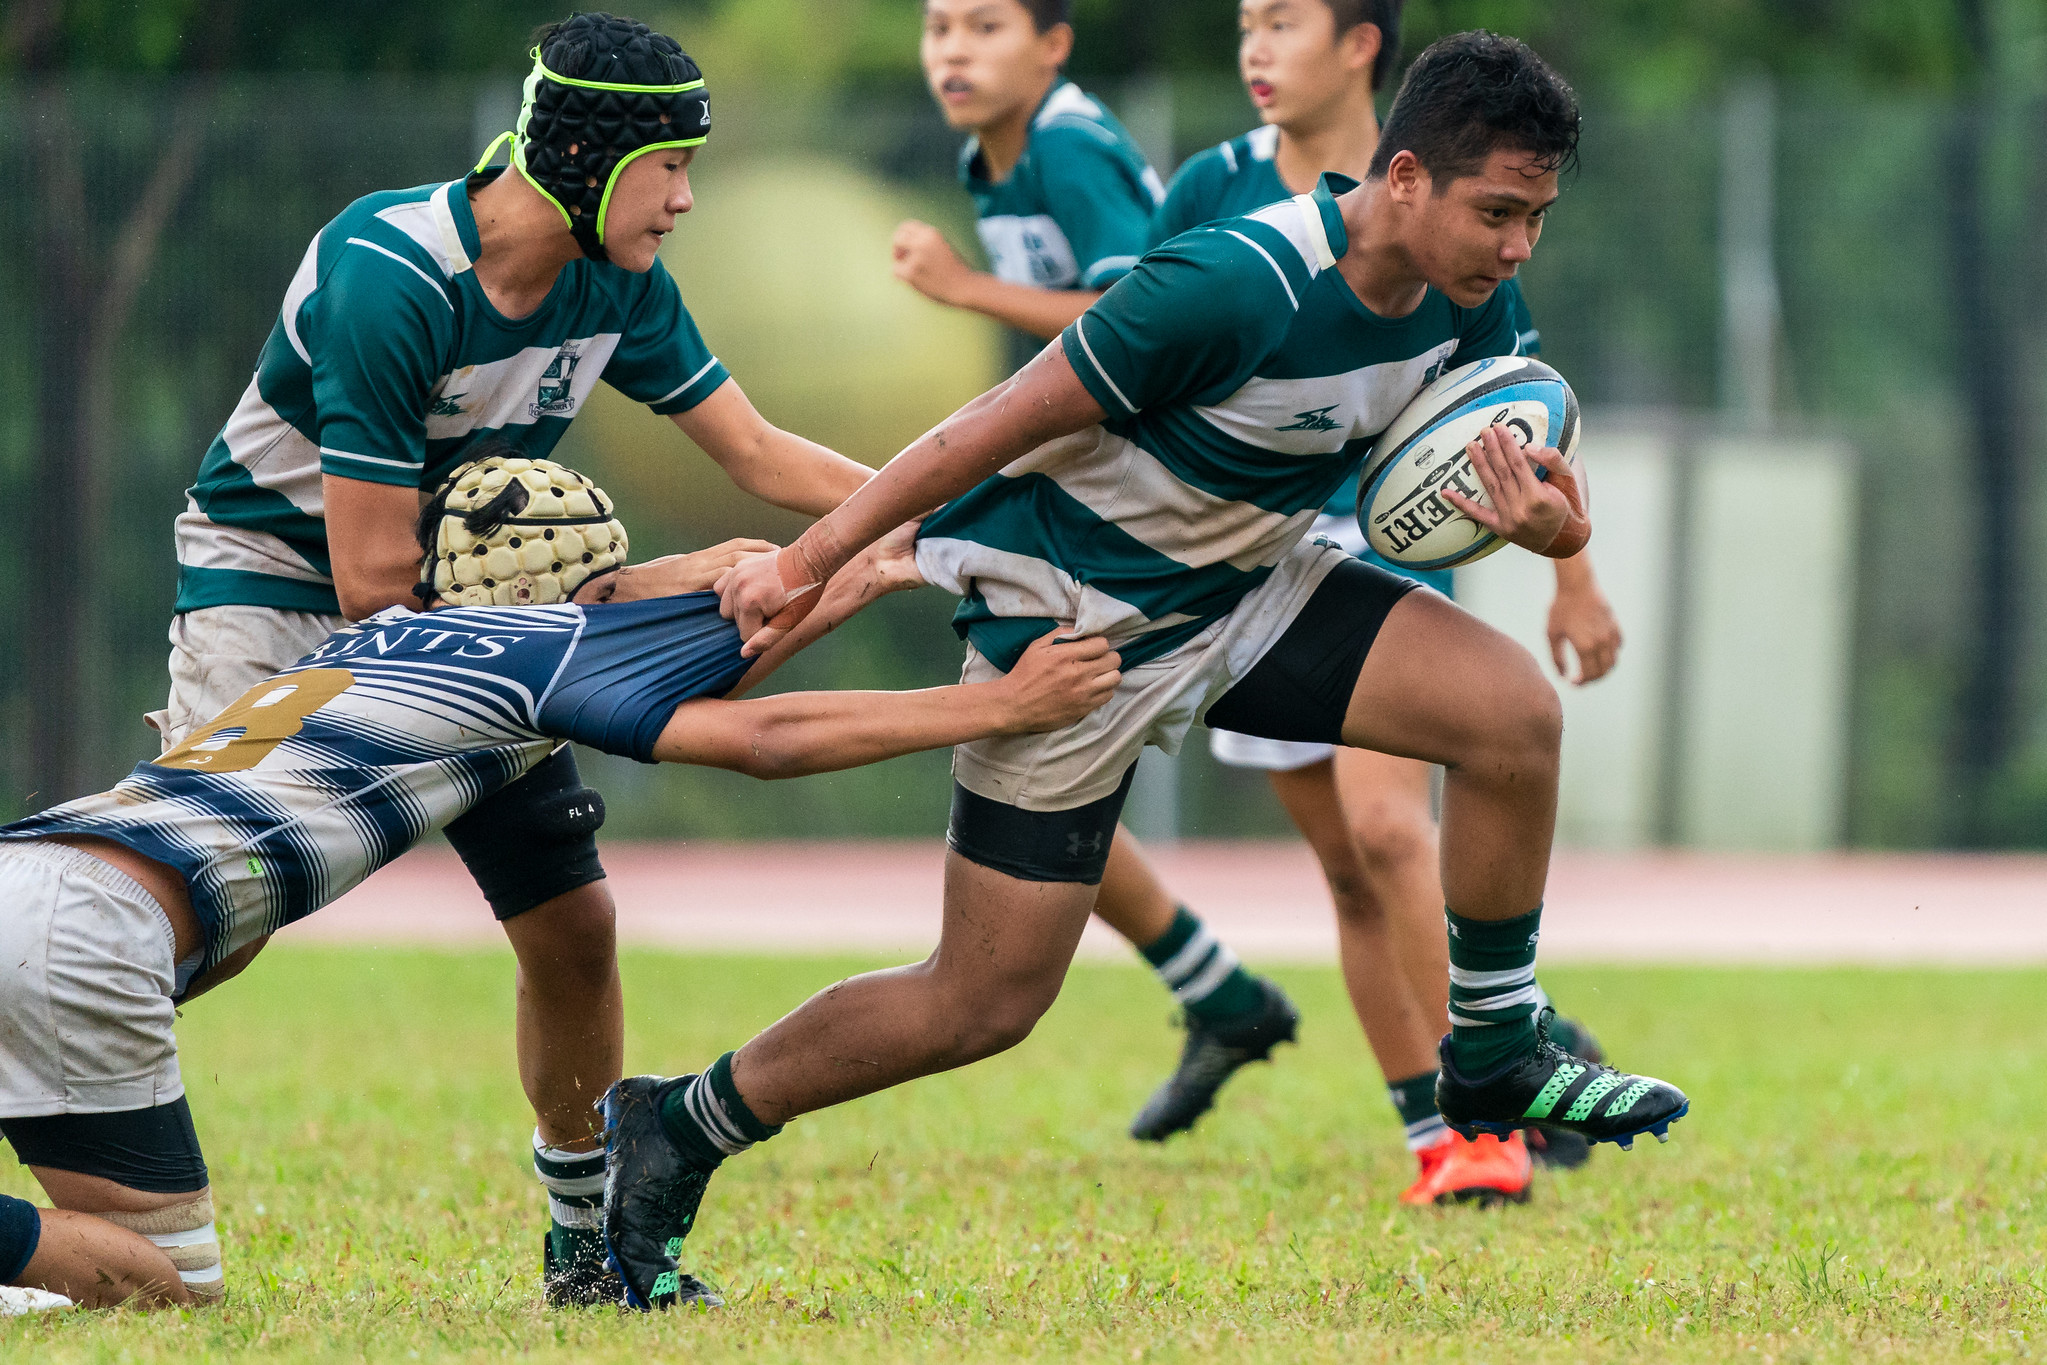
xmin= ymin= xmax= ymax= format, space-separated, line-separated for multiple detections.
xmin=1403 ymin=1130 xmax=1534 ymax=1207
xmin=1397 ymin=1133 xmax=1457 ymax=1205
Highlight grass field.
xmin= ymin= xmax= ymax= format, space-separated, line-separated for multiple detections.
xmin=4 ymin=948 xmax=2043 ymax=1362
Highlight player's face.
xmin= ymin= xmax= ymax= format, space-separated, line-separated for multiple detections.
xmin=1393 ymin=147 xmax=1558 ymax=309
xmin=1238 ymin=0 xmax=1374 ymax=129
xmin=602 ymin=148 xmax=697 ymax=273
xmin=921 ymin=0 xmax=1072 ymax=132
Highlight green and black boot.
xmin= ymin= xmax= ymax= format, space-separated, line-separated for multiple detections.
xmin=1438 ymin=1007 xmax=1688 ymax=1151
xmin=1521 ymin=1013 xmax=1601 ymax=1170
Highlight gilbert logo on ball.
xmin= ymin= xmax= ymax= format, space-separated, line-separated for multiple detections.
xmin=1355 ymin=356 xmax=1581 ymax=570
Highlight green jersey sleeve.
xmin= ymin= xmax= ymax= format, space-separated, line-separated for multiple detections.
xmin=1034 ymin=122 xmax=1159 ymax=291
xmin=1060 ymin=222 xmax=1304 ymax=418
xmin=307 ymin=246 xmax=453 ymax=488
xmin=1148 ymin=148 xmax=1228 ymax=250
xmin=602 ymin=259 xmax=731 ymax=415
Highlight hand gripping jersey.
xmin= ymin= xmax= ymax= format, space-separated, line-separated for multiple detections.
xmin=176 ymin=173 xmax=731 ymax=617
xmin=1152 ymin=126 xmax=1544 ymax=595
xmin=962 ymin=81 xmax=1166 ymax=293
xmin=915 ymin=174 xmax=1517 ymax=672
xmin=0 ymin=595 xmax=746 ymax=983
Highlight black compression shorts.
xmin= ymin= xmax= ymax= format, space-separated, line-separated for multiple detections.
xmin=1 ymin=1096 xmax=208 ymax=1194
xmin=1203 ymin=556 xmax=1419 ymax=744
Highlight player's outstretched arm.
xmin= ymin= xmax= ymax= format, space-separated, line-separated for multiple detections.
xmin=720 ymin=520 xmax=928 ymax=699
xmin=670 ymin=380 xmax=873 ymax=519
xmin=719 ymin=345 xmax=1107 ymax=654
xmin=651 ymin=629 xmax=1120 ymax=778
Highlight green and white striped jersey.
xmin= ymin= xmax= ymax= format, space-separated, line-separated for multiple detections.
xmin=915 ymin=174 xmax=1517 ymax=671
xmin=960 ymin=81 xmax=1165 ymax=292
xmin=1151 ymin=124 xmax=1542 ymax=357
xmin=1151 ymin=125 xmax=1544 ymax=595
xmin=176 ymin=174 xmax=730 ymax=616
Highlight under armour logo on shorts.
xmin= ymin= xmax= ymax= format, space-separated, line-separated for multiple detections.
xmin=1066 ymin=829 xmax=1105 ymax=859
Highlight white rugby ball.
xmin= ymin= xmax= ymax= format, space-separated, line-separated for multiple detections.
xmin=1355 ymin=355 xmax=1580 ymax=570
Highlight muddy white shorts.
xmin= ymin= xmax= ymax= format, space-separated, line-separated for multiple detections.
xmin=0 ymin=842 xmax=184 ymax=1117
xmin=145 ymin=605 xmax=346 ymax=748
xmin=945 ymin=538 xmax=1352 ymax=812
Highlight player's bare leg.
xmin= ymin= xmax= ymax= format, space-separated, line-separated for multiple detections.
xmin=1090 ymin=828 xmax=1175 ymax=944
xmin=1266 ymin=758 xmax=1527 ymax=1205
xmin=22 ymin=1169 xmax=217 ymax=1308
xmin=1328 ymin=748 xmax=1450 ymax=1024
xmin=730 ymin=854 xmax=1096 ymax=1120
xmin=599 ymin=854 xmax=1097 ymax=1306
xmin=1095 ymin=828 xmax=1301 ymax=1142
xmin=1339 ymin=590 xmax=1686 ymax=1149
xmin=502 ymin=880 xmax=624 ymax=1149
xmin=1265 ymin=760 xmax=1437 ymax=1081
xmin=500 ymin=879 xmax=625 ymax=1305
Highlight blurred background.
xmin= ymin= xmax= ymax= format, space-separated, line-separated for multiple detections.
xmin=4 ymin=0 xmax=2045 ymax=851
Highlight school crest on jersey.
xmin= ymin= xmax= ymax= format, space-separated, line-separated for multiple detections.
xmin=531 ymin=344 xmax=582 ymax=417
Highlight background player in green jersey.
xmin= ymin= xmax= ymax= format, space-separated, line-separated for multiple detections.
xmin=892 ymin=0 xmax=1308 ymax=1150
xmin=614 ymin=35 xmax=1688 ymax=1310
xmin=1135 ymin=0 xmax=1629 ymax=1203
xmin=155 ymin=12 xmax=874 ymax=1306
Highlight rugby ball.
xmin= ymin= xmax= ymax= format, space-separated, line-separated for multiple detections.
xmin=1355 ymin=356 xmax=1580 ymax=570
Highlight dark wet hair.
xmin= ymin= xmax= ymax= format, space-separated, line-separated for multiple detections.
xmin=1366 ymin=30 xmax=1580 ymax=185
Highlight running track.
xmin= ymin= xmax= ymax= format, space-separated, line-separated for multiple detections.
xmin=289 ymin=843 xmax=2047 ymax=965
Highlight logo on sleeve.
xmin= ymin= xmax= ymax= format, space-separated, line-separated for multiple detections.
xmin=1277 ymin=405 xmax=1343 ymax=433
xmin=428 ymin=392 xmax=467 ymax=417
xmin=531 ymin=343 xmax=582 ymax=417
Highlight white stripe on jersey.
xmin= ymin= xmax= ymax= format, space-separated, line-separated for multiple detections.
xmin=173 ymin=510 xmax=331 ymax=582
xmin=1004 ymin=428 xmax=1319 ymax=573
xmin=1190 ymin=344 xmax=1461 ymax=456
xmin=424 ymin=334 xmax=623 ymax=437
xmin=280 ymin=236 xmax=320 ymax=364
xmin=344 ymin=237 xmax=454 ymax=309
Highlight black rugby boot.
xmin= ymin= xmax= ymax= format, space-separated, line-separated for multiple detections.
xmin=1438 ymin=1008 xmax=1689 ymax=1151
xmin=601 ymin=1075 xmax=724 ymax=1311
xmin=1522 ymin=1013 xmax=1602 ymax=1170
xmin=1130 ymin=977 xmax=1300 ymax=1142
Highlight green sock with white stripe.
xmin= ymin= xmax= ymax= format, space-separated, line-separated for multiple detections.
xmin=654 ymin=1051 xmax=783 ymax=1172
xmin=1139 ymin=906 xmax=1264 ymax=1025
xmin=1446 ymin=905 xmax=1544 ymax=1076
xmin=1386 ymin=1070 xmax=1449 ymax=1151
xmin=533 ymin=1134 xmax=607 ymax=1269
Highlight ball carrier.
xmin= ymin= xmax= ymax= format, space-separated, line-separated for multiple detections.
xmin=608 ymin=32 xmax=1690 ymax=1310
xmin=149 ymin=12 xmax=872 ymax=1306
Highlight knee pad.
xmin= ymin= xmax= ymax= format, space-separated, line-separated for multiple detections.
xmin=0 ymin=1193 xmax=40 ymax=1284
xmin=444 ymin=749 xmax=608 ymax=920
xmin=101 ymin=1190 xmax=223 ymax=1304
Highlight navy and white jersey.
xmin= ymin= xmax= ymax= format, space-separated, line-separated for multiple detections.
xmin=1 ymin=595 xmax=746 ymax=977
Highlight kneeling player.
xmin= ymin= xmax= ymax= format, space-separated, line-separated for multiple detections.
xmin=0 ymin=451 xmax=1117 ymax=1310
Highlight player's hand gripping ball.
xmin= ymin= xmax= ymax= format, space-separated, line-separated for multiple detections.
xmin=1355 ymin=356 xmax=1582 ymax=569
xmin=427 ymin=456 xmax=628 ymax=607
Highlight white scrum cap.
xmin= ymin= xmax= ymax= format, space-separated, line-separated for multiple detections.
xmin=424 ymin=455 xmax=628 ymax=607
